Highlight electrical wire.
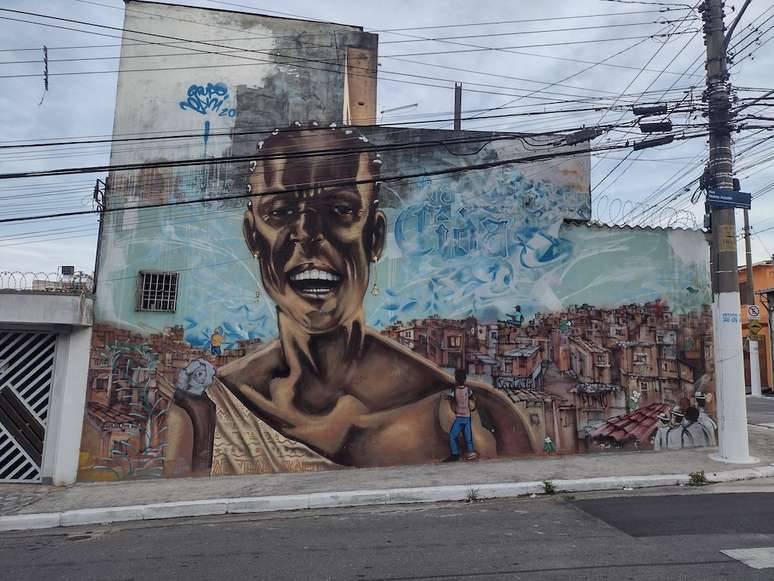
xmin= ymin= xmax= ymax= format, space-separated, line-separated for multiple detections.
xmin=0 ymin=131 xmax=708 ymax=225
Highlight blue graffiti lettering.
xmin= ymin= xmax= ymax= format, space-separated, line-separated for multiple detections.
xmin=480 ymin=218 xmax=509 ymax=258
xmin=396 ymin=202 xmax=515 ymax=259
xmin=179 ymin=82 xmax=236 ymax=117
xmin=394 ymin=203 xmax=436 ymax=256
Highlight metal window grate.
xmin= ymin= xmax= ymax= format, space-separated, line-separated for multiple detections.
xmin=136 ymin=271 xmax=178 ymax=312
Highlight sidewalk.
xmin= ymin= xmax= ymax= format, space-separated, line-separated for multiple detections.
xmin=1 ymin=424 xmax=773 ymax=532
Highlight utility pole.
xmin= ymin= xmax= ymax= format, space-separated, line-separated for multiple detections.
xmin=703 ymin=0 xmax=755 ymax=463
xmin=453 ymin=83 xmax=462 ymax=131
xmin=743 ymin=210 xmax=754 ymax=305
xmin=92 ymin=178 xmax=107 ymax=291
xmin=766 ymin=262 xmax=774 ymax=392
xmin=743 ymin=210 xmax=762 ymax=396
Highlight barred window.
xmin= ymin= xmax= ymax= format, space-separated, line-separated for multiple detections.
xmin=136 ymin=271 xmax=178 ymax=312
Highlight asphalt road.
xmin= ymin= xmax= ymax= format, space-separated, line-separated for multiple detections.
xmin=1 ymin=490 xmax=773 ymax=580
xmin=747 ymin=395 xmax=774 ymax=426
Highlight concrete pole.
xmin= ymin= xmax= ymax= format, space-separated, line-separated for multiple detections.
xmin=703 ymin=0 xmax=755 ymax=463
xmin=750 ymin=339 xmax=762 ymax=397
xmin=453 ymin=83 xmax=462 ymax=131
xmin=743 ymin=209 xmax=762 ymax=397
xmin=743 ymin=210 xmax=754 ymax=305
xmin=769 ymin=275 xmax=774 ymax=390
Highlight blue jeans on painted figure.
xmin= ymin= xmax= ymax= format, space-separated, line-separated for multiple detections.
xmin=449 ymin=417 xmax=474 ymax=455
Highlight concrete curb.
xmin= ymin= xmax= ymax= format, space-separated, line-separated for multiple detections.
xmin=705 ymin=464 xmax=774 ymax=483
xmin=1 ymin=464 xmax=772 ymax=533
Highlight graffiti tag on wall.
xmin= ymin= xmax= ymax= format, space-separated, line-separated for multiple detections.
xmin=179 ymin=82 xmax=236 ymax=117
xmin=178 ymin=82 xmax=237 ymax=151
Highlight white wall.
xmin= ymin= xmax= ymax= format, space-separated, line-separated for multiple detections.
xmin=0 ymin=292 xmax=94 ymax=485
xmin=40 ymin=326 xmax=94 ymax=485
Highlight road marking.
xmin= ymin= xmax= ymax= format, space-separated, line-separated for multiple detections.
xmin=722 ymin=548 xmax=774 ymax=569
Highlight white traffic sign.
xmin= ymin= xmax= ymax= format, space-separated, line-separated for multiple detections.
xmin=748 ymin=305 xmax=761 ymax=320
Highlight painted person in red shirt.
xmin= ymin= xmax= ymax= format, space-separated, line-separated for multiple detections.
xmin=442 ymin=369 xmax=478 ymax=462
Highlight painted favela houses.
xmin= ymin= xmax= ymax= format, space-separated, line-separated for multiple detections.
xmin=77 ymin=1 xmax=716 ymax=481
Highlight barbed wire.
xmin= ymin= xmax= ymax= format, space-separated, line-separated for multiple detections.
xmin=0 ymin=271 xmax=94 ymax=293
xmin=591 ymin=194 xmax=700 ymax=229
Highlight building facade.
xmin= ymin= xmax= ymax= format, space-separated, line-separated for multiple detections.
xmin=76 ymin=1 xmax=716 ymax=481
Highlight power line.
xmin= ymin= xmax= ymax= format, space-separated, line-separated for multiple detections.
xmin=0 ymin=129 xmax=593 ymax=181
xmin=0 ymin=47 xmax=693 ymax=105
xmin=0 ymin=150 xmax=591 ymax=245
xmin=588 ymin=4 xmax=703 ymax=204
xmin=0 ymin=20 xmax=688 ymax=65
xmin=0 ymin=8 xmax=694 ymax=51
xmin=1 ymin=47 xmax=701 ymax=105
xmin=0 ymin=102 xmax=702 ymax=152
xmin=378 ymin=17 xmax=704 ymax=116
xmin=0 ymin=36 xmax=707 ymax=79
xmin=0 ymin=8 xmax=695 ymax=89
xmin=0 ymin=137 xmax=717 ymax=245
xmin=373 ymin=8 xmax=692 ymax=32
xmin=0 ymin=100 xmax=632 ymax=146
xmin=2 ymin=118 xmax=717 ymax=181
xmin=595 ymin=26 xmax=704 ymax=200
xmin=0 ymin=132 xmax=708 ymax=225
xmin=378 ymin=19 xmax=681 ymax=44
xmin=468 ymin=35 xmax=684 ymax=128
xmin=380 ymin=31 xmax=699 ymax=59
xmin=0 ymin=12 xmax=699 ymax=108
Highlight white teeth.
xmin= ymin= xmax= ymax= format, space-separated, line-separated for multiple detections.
xmin=289 ymin=268 xmax=341 ymax=282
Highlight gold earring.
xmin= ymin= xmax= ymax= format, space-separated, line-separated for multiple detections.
xmin=370 ymin=255 xmax=380 ymax=296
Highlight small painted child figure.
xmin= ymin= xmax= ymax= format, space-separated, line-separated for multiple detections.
xmin=442 ymin=369 xmax=478 ymax=462
xmin=210 ymin=327 xmax=224 ymax=356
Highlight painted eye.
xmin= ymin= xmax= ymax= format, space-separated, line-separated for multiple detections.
xmin=331 ymin=205 xmax=355 ymax=216
xmin=270 ymin=207 xmax=296 ymax=217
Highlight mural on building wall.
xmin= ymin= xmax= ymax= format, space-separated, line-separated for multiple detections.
xmin=80 ymin=122 xmax=715 ymax=481
xmin=213 ymin=126 xmax=541 ymax=471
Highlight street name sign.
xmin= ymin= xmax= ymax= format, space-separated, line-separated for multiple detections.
xmin=707 ymin=188 xmax=752 ymax=210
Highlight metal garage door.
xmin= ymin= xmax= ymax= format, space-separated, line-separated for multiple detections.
xmin=0 ymin=330 xmax=57 ymax=482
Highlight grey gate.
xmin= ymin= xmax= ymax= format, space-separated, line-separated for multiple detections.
xmin=0 ymin=330 xmax=57 ymax=482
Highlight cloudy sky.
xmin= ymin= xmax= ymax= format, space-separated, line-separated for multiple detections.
xmin=1 ymin=0 xmax=773 ymax=275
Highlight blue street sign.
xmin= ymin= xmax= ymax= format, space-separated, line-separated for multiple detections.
xmin=707 ymin=188 xmax=751 ymax=210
